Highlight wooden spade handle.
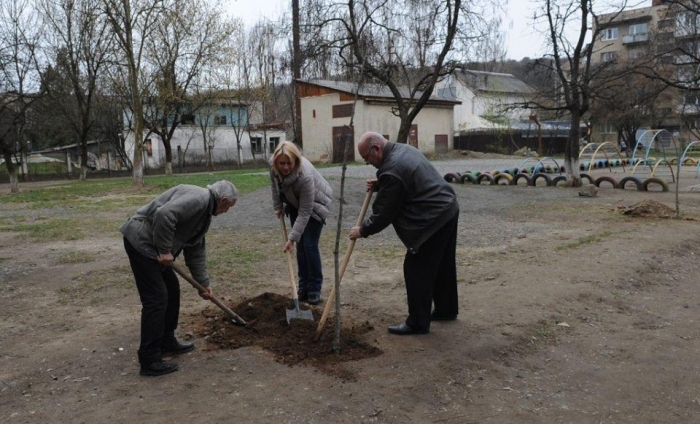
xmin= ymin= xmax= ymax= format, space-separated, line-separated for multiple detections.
xmin=279 ymin=216 xmax=300 ymax=301
xmin=171 ymin=262 xmax=247 ymax=325
xmin=314 ymin=189 xmax=373 ymax=341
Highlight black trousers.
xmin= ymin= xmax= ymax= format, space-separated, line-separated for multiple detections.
xmin=124 ymin=238 xmax=180 ymax=365
xmin=403 ymin=213 xmax=459 ymax=332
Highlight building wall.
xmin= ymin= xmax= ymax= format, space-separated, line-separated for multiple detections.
xmin=123 ymin=126 xmax=286 ymax=168
xmin=301 ymin=94 xmax=454 ymax=162
xmin=300 ymin=92 xmax=348 ymax=161
xmin=437 ymin=79 xmax=531 ymax=132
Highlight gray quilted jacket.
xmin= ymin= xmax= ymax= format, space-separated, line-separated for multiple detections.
xmin=270 ymin=156 xmax=333 ymax=242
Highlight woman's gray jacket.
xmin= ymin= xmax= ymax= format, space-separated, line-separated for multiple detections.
xmin=270 ymin=156 xmax=333 ymax=242
xmin=119 ymin=184 xmax=215 ymax=287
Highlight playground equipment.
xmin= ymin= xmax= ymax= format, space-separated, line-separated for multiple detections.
xmin=578 ymin=142 xmax=626 ymax=172
xmin=517 ymin=156 xmax=564 ymax=175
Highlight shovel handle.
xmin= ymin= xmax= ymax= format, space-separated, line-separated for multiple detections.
xmin=314 ymin=189 xmax=373 ymax=341
xmin=279 ymin=217 xmax=300 ymax=303
xmin=171 ymin=262 xmax=247 ymax=325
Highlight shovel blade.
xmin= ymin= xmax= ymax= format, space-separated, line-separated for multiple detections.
xmin=286 ymin=307 xmax=314 ymax=324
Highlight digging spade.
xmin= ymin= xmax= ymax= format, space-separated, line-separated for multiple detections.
xmin=279 ymin=216 xmax=314 ymax=324
xmin=171 ymin=262 xmax=247 ymax=326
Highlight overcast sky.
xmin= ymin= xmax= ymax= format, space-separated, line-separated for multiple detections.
xmin=224 ymin=0 xmax=653 ymax=61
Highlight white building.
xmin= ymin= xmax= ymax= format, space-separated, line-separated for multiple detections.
xmin=436 ymin=70 xmax=534 ymax=133
xmin=298 ymin=79 xmax=460 ymax=162
xmin=122 ymin=101 xmax=287 ymax=169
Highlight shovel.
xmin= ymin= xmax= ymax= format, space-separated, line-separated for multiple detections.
xmin=279 ymin=216 xmax=314 ymax=324
xmin=171 ymin=262 xmax=247 ymax=326
xmin=314 ymin=189 xmax=373 ymax=341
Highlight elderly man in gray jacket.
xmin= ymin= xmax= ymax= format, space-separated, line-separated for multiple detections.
xmin=120 ymin=180 xmax=238 ymax=376
xmin=350 ymin=132 xmax=459 ymax=336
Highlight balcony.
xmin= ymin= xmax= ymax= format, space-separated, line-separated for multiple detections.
xmin=622 ymin=33 xmax=649 ymax=44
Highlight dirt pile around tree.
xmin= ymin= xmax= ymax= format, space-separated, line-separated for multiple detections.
xmin=618 ymin=199 xmax=677 ymax=218
xmin=182 ymin=292 xmax=382 ymax=380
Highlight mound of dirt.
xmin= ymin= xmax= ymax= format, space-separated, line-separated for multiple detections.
xmin=619 ymin=199 xmax=676 ymax=218
xmin=182 ymin=292 xmax=382 ymax=380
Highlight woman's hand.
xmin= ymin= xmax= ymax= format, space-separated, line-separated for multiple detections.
xmin=275 ymin=209 xmax=284 ymax=219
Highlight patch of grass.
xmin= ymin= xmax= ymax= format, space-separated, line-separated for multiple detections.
xmin=58 ymin=266 xmax=134 ymax=305
xmin=10 ymin=214 xmax=123 ymax=241
xmin=208 ymin=231 xmax=277 ymax=282
xmin=15 ymin=218 xmax=86 ymax=241
xmin=57 ymin=251 xmax=97 ymax=264
xmin=0 ymin=168 xmax=270 ymax=206
xmin=556 ymin=230 xmax=612 ymax=251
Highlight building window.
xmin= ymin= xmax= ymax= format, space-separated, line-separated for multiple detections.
xmin=629 ymin=23 xmax=647 ymax=36
xmin=214 ymin=115 xmax=227 ymax=125
xmin=628 ymin=48 xmax=644 ymax=60
xmin=601 ymin=122 xmax=616 ymax=134
xmin=181 ymin=114 xmax=195 ymax=125
xmin=658 ymin=19 xmax=674 ymax=29
xmin=251 ymin=137 xmax=263 ymax=154
xmin=601 ymin=27 xmax=618 ymax=41
xmin=684 ymin=92 xmax=700 ymax=106
xmin=269 ymin=137 xmax=280 ymax=152
xmin=676 ymin=12 xmax=699 ymax=37
xmin=601 ymin=51 xmax=618 ymax=62
xmin=145 ymin=139 xmax=153 ymax=156
xmin=332 ymin=104 xmax=353 ymax=118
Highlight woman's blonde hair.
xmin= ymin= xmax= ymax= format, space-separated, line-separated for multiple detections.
xmin=272 ymin=141 xmax=302 ymax=177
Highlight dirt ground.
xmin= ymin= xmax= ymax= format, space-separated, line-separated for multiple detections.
xmin=2 ymin=162 xmax=700 ymax=423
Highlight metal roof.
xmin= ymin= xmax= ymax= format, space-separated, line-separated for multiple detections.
xmin=453 ymin=70 xmax=534 ymax=95
xmin=298 ymin=79 xmax=461 ymax=104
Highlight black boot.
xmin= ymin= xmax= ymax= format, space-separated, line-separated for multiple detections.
xmin=140 ymin=360 xmax=179 ymax=377
xmin=162 ymin=337 xmax=195 ymax=355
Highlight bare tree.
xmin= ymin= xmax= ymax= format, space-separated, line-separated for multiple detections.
xmin=40 ymin=0 xmax=115 ymax=180
xmin=245 ymin=20 xmax=286 ymax=162
xmin=141 ymin=0 xmax=236 ymax=175
xmin=526 ymin=0 xmax=645 ymax=186
xmin=102 ymin=0 xmax=165 ymax=185
xmin=304 ymin=0 xmax=494 ymax=143
xmin=0 ymin=0 xmax=44 ymax=193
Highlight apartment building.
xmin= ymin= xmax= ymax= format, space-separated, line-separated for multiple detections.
xmin=591 ymin=0 xmax=700 ymax=147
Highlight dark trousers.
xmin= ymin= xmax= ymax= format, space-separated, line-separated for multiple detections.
xmin=289 ymin=209 xmax=324 ymax=296
xmin=124 ymin=238 xmax=180 ymax=365
xmin=403 ymin=213 xmax=459 ymax=331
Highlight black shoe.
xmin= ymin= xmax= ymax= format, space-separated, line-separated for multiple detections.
xmin=387 ymin=322 xmax=429 ymax=335
xmin=297 ymin=291 xmax=308 ymax=302
xmin=431 ymin=311 xmax=457 ymax=321
xmin=162 ymin=339 xmax=195 ymax=355
xmin=140 ymin=360 xmax=179 ymax=377
xmin=307 ymin=293 xmax=321 ymax=305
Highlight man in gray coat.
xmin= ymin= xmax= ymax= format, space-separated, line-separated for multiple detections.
xmin=120 ymin=180 xmax=238 ymax=376
xmin=349 ymin=132 xmax=459 ymax=335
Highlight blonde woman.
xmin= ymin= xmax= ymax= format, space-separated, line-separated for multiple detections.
xmin=270 ymin=141 xmax=333 ymax=305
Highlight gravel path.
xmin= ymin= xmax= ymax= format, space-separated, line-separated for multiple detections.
xmin=215 ymin=157 xmax=574 ymax=250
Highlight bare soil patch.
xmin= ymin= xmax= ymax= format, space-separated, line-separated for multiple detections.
xmin=619 ymin=198 xmax=679 ymax=218
xmin=2 ymin=165 xmax=700 ymax=423
xmin=183 ymin=292 xmax=381 ymax=381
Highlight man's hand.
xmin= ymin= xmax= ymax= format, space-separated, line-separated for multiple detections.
xmin=349 ymin=226 xmax=362 ymax=240
xmin=275 ymin=209 xmax=284 ymax=219
xmin=366 ymin=179 xmax=378 ymax=192
xmin=157 ymin=252 xmax=174 ymax=266
xmin=199 ymin=286 xmax=213 ymax=300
